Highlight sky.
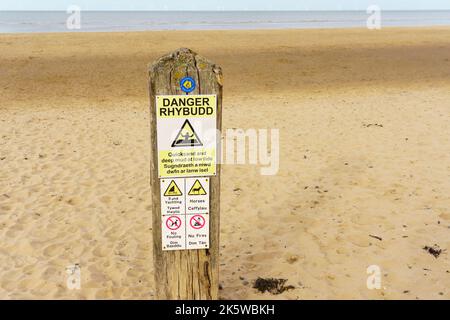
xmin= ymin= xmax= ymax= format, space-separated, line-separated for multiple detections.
xmin=1 ymin=0 xmax=450 ymax=11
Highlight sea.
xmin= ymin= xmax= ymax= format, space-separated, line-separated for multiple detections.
xmin=0 ymin=11 xmax=449 ymax=33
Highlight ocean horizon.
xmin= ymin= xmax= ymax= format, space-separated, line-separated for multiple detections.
xmin=0 ymin=10 xmax=449 ymax=33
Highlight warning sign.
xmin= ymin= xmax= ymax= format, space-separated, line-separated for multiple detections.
xmin=164 ymin=180 xmax=183 ymax=196
xmin=160 ymin=178 xmax=184 ymax=216
xmin=166 ymin=215 xmax=182 ymax=230
xmin=171 ymin=120 xmax=203 ymax=147
xmin=186 ymin=178 xmax=209 ymax=215
xmin=190 ymin=215 xmax=206 ymax=229
xmin=161 ymin=177 xmax=210 ymax=251
xmin=188 ymin=179 xmax=207 ymax=196
xmin=186 ymin=214 xmax=209 ymax=249
xmin=156 ymin=95 xmax=217 ymax=178
xmin=162 ymin=215 xmax=185 ymax=250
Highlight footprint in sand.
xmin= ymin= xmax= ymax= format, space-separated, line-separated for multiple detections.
xmin=439 ymin=212 xmax=450 ymax=221
xmin=99 ymin=195 xmax=112 ymax=204
xmin=93 ymin=246 xmax=109 ymax=258
xmin=43 ymin=244 xmax=64 ymax=257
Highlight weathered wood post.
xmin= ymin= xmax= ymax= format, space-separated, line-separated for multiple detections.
xmin=149 ymin=48 xmax=222 ymax=299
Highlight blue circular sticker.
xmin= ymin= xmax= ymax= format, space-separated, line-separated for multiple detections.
xmin=180 ymin=77 xmax=196 ymax=93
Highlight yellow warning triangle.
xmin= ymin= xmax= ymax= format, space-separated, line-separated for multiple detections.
xmin=188 ymin=179 xmax=207 ymax=196
xmin=164 ymin=180 xmax=183 ymax=196
xmin=171 ymin=119 xmax=203 ymax=147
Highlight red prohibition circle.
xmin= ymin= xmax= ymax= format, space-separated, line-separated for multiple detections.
xmin=166 ymin=215 xmax=182 ymax=230
xmin=190 ymin=215 xmax=206 ymax=229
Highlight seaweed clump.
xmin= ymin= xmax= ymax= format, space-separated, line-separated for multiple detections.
xmin=253 ymin=277 xmax=295 ymax=294
xmin=423 ymin=245 xmax=443 ymax=258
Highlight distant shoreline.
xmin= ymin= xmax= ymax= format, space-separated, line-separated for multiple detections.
xmin=1 ymin=10 xmax=449 ymax=34
xmin=2 ymin=25 xmax=450 ymax=37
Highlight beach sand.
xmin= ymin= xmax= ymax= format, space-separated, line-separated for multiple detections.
xmin=0 ymin=27 xmax=449 ymax=299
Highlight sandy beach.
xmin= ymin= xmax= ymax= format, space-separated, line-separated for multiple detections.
xmin=0 ymin=27 xmax=449 ymax=299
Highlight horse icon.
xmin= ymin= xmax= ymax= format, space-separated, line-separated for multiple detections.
xmin=189 ymin=179 xmax=206 ymax=195
xmin=190 ymin=186 xmax=202 ymax=194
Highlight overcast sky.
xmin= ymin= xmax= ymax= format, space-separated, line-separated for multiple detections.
xmin=2 ymin=0 xmax=450 ymax=11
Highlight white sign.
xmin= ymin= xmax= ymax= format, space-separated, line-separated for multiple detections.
xmin=162 ymin=215 xmax=185 ymax=250
xmin=156 ymin=95 xmax=217 ymax=178
xmin=160 ymin=177 xmax=210 ymax=250
xmin=161 ymin=178 xmax=184 ymax=216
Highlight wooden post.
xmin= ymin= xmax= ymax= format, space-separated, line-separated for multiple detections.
xmin=148 ymin=48 xmax=222 ymax=299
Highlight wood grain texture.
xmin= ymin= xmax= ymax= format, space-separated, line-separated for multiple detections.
xmin=149 ymin=48 xmax=222 ymax=300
